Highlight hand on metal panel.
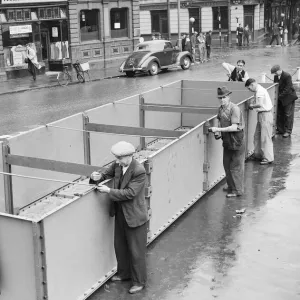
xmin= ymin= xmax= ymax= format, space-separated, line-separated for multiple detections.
xmin=97 ymin=184 xmax=110 ymax=194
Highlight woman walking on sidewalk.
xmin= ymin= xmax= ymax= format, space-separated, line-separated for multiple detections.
xmin=26 ymin=44 xmax=41 ymax=81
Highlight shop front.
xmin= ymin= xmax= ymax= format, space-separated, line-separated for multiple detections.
xmin=0 ymin=1 xmax=69 ymax=79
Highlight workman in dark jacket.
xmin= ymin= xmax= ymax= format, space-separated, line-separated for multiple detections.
xmin=90 ymin=141 xmax=148 ymax=294
xmin=209 ymin=86 xmax=245 ymax=197
xmin=222 ymin=60 xmax=249 ymax=82
xmin=271 ymin=65 xmax=298 ymax=137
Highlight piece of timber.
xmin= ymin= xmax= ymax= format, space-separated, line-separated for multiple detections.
xmin=6 ymin=155 xmax=103 ymax=176
xmin=141 ymin=103 xmax=218 ymax=114
xmin=86 ymin=123 xmax=183 ymax=138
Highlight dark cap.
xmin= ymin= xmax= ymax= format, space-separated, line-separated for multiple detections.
xmin=217 ymin=86 xmax=232 ymax=98
xmin=271 ymin=65 xmax=281 ymax=74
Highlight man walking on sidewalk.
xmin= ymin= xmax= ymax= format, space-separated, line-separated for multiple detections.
xmin=271 ymin=65 xmax=298 ymax=137
xmin=206 ymin=31 xmax=212 ymax=60
xmin=269 ymin=23 xmax=280 ymax=46
xmin=245 ymin=78 xmax=274 ymax=165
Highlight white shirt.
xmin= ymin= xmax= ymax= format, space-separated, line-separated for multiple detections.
xmin=255 ymin=84 xmax=273 ymax=112
xmin=122 ymin=165 xmax=129 ymax=175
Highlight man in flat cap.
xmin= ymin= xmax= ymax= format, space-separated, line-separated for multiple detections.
xmin=245 ymin=78 xmax=274 ymax=165
xmin=209 ymin=86 xmax=245 ymax=198
xmin=271 ymin=65 xmax=298 ymax=137
xmin=90 ymin=141 xmax=148 ymax=294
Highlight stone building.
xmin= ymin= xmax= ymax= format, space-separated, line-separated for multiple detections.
xmin=140 ymin=0 xmax=265 ymax=44
xmin=0 ymin=0 xmax=140 ymax=80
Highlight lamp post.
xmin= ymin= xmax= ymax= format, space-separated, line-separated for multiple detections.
xmin=236 ymin=17 xmax=239 ymax=45
xmin=190 ymin=17 xmax=195 ymax=34
xmin=218 ymin=7 xmax=221 ymax=47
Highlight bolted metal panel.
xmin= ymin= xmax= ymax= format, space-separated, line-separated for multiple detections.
xmin=203 ymin=162 xmax=210 ymax=172
xmin=2 ymin=142 xmax=14 ymax=214
xmin=203 ymin=181 xmax=209 ymax=191
xmin=144 ymin=159 xmax=153 ymax=174
xmin=0 ymin=214 xmax=38 ymax=300
xmin=32 ymin=221 xmax=48 ymax=300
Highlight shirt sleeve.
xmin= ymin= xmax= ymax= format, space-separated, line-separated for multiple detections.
xmin=255 ymin=90 xmax=264 ymax=107
xmin=230 ymin=106 xmax=241 ymax=124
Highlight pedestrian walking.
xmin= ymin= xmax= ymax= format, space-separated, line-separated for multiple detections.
xmin=243 ymin=25 xmax=251 ymax=46
xmin=191 ymin=31 xmax=197 ymax=63
xmin=269 ymin=23 xmax=280 ymax=46
xmin=151 ymin=33 xmax=156 ymax=40
xmin=89 ymin=141 xmax=148 ymax=294
xmin=237 ymin=24 xmax=243 ymax=46
xmin=245 ymin=78 xmax=274 ymax=165
xmin=205 ymin=31 xmax=212 ymax=60
xmin=209 ymin=86 xmax=245 ymax=198
xmin=26 ymin=43 xmax=41 ymax=81
xmin=271 ymin=65 xmax=298 ymax=137
xmin=222 ymin=60 xmax=249 ymax=82
xmin=197 ymin=32 xmax=206 ymax=63
xmin=181 ymin=33 xmax=187 ymax=51
xmin=139 ymin=35 xmax=144 ymax=43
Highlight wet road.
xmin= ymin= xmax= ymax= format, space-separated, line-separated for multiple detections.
xmin=87 ymin=106 xmax=300 ymax=300
xmin=1 ymin=46 xmax=300 ymax=136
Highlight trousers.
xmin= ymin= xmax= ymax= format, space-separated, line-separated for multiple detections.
xmin=198 ymin=44 xmax=205 ymax=61
xmin=114 ymin=204 xmax=147 ymax=286
xmin=28 ymin=59 xmax=37 ymax=80
xmin=276 ymin=100 xmax=295 ymax=134
xmin=270 ymin=34 xmax=280 ymax=45
xmin=223 ymin=142 xmax=245 ymax=194
xmin=254 ymin=111 xmax=274 ymax=162
xmin=206 ymin=46 xmax=211 ymax=59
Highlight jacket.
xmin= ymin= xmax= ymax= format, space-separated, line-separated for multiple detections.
xmin=229 ymin=68 xmax=246 ymax=82
xmin=89 ymin=158 xmax=148 ymax=228
xmin=274 ymin=71 xmax=298 ymax=106
xmin=205 ymin=33 xmax=212 ymax=46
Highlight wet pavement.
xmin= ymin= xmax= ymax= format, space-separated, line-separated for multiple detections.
xmin=0 ymin=44 xmax=300 ymax=299
xmin=87 ymin=101 xmax=300 ymax=300
xmin=1 ymin=45 xmax=300 ymax=136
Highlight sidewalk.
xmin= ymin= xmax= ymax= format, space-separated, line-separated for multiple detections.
xmin=0 ymin=65 xmax=122 ymax=96
xmin=0 ymin=39 xmax=285 ymax=96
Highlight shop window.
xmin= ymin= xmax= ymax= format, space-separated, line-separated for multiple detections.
xmin=80 ymin=10 xmax=100 ymax=42
xmin=110 ymin=8 xmax=128 ymax=38
xmin=212 ymin=6 xmax=228 ymax=30
xmin=46 ymin=8 xmax=52 ymax=19
xmin=15 ymin=10 xmax=23 ymax=21
xmin=53 ymin=7 xmax=59 ymax=19
xmin=38 ymin=8 xmax=45 ymax=19
xmin=151 ymin=10 xmax=168 ymax=35
xmin=7 ymin=10 xmax=15 ymax=22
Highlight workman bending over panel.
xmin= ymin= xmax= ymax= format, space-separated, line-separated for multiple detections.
xmin=209 ymin=86 xmax=246 ymax=198
xmin=90 ymin=141 xmax=148 ymax=294
xmin=245 ymin=78 xmax=274 ymax=165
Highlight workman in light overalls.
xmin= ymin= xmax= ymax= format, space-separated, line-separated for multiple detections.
xmin=209 ymin=86 xmax=245 ymax=198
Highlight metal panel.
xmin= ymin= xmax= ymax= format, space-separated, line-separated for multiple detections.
xmin=86 ymin=95 xmax=141 ymax=167
xmin=42 ymin=190 xmax=116 ymax=300
xmin=0 ymin=141 xmax=6 ymax=212
xmin=0 ymin=214 xmax=38 ymax=300
xmin=149 ymin=123 xmax=205 ymax=235
xmin=142 ymin=81 xmax=182 ymax=144
xmin=8 ymin=113 xmax=85 ymax=210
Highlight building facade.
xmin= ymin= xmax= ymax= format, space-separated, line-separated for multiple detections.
xmin=0 ymin=0 xmax=69 ymax=79
xmin=0 ymin=0 xmax=140 ymax=79
xmin=68 ymin=0 xmax=140 ymax=70
xmin=140 ymin=0 xmax=265 ymax=44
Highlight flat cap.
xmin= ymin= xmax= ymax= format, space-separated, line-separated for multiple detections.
xmin=271 ymin=65 xmax=281 ymax=74
xmin=111 ymin=141 xmax=135 ymax=157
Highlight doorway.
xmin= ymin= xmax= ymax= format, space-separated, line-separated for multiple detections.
xmin=244 ymin=5 xmax=254 ymax=41
xmin=41 ymin=30 xmax=50 ymax=61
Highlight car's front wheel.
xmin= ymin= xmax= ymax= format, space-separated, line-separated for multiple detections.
xmin=181 ymin=56 xmax=191 ymax=70
xmin=149 ymin=62 xmax=159 ymax=76
xmin=126 ymin=71 xmax=135 ymax=77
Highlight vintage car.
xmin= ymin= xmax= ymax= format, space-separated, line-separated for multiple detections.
xmin=119 ymin=40 xmax=193 ymax=77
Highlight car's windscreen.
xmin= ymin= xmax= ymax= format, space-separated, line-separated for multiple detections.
xmin=135 ymin=44 xmax=163 ymax=52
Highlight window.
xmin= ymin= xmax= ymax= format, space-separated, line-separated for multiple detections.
xmin=80 ymin=10 xmax=100 ymax=42
xmin=212 ymin=7 xmax=228 ymax=30
xmin=110 ymin=8 xmax=128 ymax=38
xmin=164 ymin=42 xmax=173 ymax=49
xmin=151 ymin=10 xmax=168 ymax=35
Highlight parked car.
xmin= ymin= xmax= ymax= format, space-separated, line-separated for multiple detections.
xmin=119 ymin=40 xmax=193 ymax=77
